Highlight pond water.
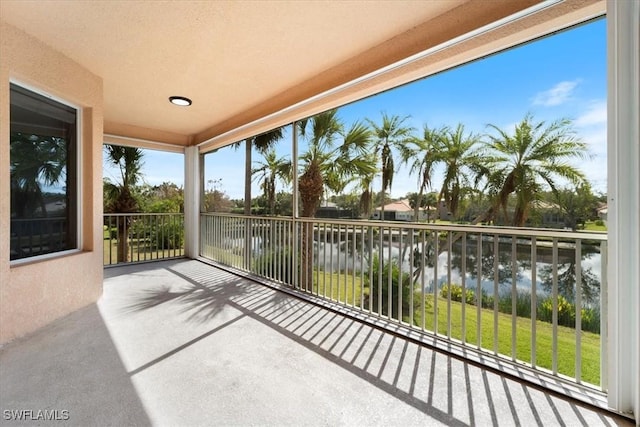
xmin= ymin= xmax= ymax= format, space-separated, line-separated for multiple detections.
xmin=313 ymin=239 xmax=603 ymax=304
xmin=228 ymin=235 xmax=603 ymax=306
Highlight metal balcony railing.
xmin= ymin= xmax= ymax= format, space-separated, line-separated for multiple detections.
xmin=103 ymin=213 xmax=185 ymax=266
xmin=200 ymin=213 xmax=607 ymax=391
xmin=10 ymin=217 xmax=68 ymax=260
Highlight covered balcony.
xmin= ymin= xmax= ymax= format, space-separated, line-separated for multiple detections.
xmin=0 ymin=259 xmax=630 ymax=425
xmin=1 ymin=0 xmax=638 ymax=425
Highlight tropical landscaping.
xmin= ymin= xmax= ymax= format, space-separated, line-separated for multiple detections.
xmin=213 ymin=110 xmax=605 ymax=230
xmin=196 ymin=106 xmax=606 ymax=388
xmin=99 ymin=63 xmax=606 ymax=391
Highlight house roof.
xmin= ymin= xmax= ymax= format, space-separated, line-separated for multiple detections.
xmin=0 ymin=0 xmax=604 ymax=150
xmin=531 ymin=200 xmax=561 ymax=210
xmin=376 ymin=199 xmax=413 ymax=213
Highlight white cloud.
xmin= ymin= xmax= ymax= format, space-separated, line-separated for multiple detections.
xmin=575 ymin=100 xmax=606 ymax=127
xmin=532 ymin=80 xmax=580 ymax=107
xmin=572 ymin=99 xmax=607 ymax=193
xmin=575 ymin=153 xmax=608 ymax=193
xmin=574 ymin=99 xmax=607 ymax=156
xmin=581 ymin=127 xmax=607 ymax=156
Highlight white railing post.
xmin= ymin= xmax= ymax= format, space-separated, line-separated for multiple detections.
xmin=184 ymin=146 xmax=200 ymax=259
xmin=607 ymin=0 xmax=640 ymax=420
xmin=292 ymin=122 xmax=299 ymax=288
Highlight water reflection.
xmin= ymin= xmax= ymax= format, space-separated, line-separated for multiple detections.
xmin=229 ymin=229 xmax=602 ymax=306
xmin=234 ymin=233 xmax=601 ymax=305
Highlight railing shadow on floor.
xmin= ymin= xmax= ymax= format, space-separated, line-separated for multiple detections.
xmin=122 ymin=261 xmax=627 ymax=427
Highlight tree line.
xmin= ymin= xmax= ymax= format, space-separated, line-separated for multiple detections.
xmin=102 ymin=108 xmax=597 ymax=231
xmin=248 ymin=110 xmax=594 ymax=227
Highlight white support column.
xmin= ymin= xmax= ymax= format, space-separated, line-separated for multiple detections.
xmin=184 ymin=146 xmax=201 ymax=259
xmin=607 ymin=0 xmax=640 ymax=423
xmin=291 ymin=122 xmax=299 ymax=288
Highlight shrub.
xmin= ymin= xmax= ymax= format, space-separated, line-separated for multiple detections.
xmin=481 ymin=292 xmax=494 ymax=309
xmin=497 ymin=290 xmax=533 ymax=318
xmin=538 ymin=295 xmax=575 ymax=327
xmin=151 ymin=221 xmax=184 ymax=250
xmin=253 ymin=248 xmax=296 ymax=286
xmin=365 ymin=255 xmax=413 ymax=321
xmin=595 ymin=219 xmax=604 ymax=226
xmin=579 ymin=306 xmax=600 ymax=333
xmin=441 ymin=284 xmax=475 ymax=305
xmin=444 ymin=284 xmax=600 ymax=334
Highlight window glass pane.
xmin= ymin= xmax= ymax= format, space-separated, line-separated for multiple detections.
xmin=10 ymin=84 xmax=78 ymax=260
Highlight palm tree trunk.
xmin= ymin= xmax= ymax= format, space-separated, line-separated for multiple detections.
xmin=268 ymin=179 xmax=276 ymax=215
xmin=117 ymin=220 xmax=129 ymax=263
xmin=298 ymin=161 xmax=323 ymax=290
xmin=414 ymin=187 xmax=424 ymax=222
xmin=299 ymin=222 xmax=314 ymax=291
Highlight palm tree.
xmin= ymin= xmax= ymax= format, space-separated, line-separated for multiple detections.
xmin=299 ymin=116 xmax=377 ymax=217
xmin=423 ymin=192 xmax=438 ymax=222
xmin=482 ymin=114 xmax=589 ymax=226
xmin=235 ymin=129 xmax=284 ymax=215
xmin=319 ymin=118 xmax=379 ymax=219
xmin=367 ymin=113 xmax=415 ymax=219
xmin=252 ymin=149 xmax=291 ymax=215
xmin=104 ymin=145 xmax=144 ymax=262
xmin=298 ymin=110 xmax=343 ymax=217
xmin=297 ymin=110 xmax=341 ymax=290
xmin=354 ymin=154 xmax=377 ymax=219
xmin=10 ymin=133 xmax=67 ymax=218
xmin=297 ymin=111 xmax=376 ymax=289
xmin=400 ymin=124 xmax=446 ymax=222
xmin=328 ymin=121 xmax=377 ymax=207
xmin=437 ymin=123 xmax=481 ymax=219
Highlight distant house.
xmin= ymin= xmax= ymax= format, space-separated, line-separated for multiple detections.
xmin=316 ymin=201 xmax=355 ymax=219
xmin=436 ymin=200 xmax=453 ymax=221
xmin=371 ymin=199 xmax=434 ymax=221
xmin=597 ymin=205 xmax=608 ymax=222
xmin=533 ymin=200 xmax=565 ymax=228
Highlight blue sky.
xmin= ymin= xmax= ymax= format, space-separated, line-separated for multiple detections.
xmin=105 ymin=18 xmax=607 ymax=200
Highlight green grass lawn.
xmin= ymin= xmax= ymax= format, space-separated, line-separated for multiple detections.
xmin=412 ymin=294 xmax=600 ymax=386
xmin=103 ymin=238 xmax=184 ymax=265
xmin=582 ymin=221 xmax=607 ymax=232
xmin=307 ymin=271 xmax=600 ymax=386
xmin=311 ymin=271 xmax=365 ymax=307
xmin=205 ymin=245 xmax=244 ymax=268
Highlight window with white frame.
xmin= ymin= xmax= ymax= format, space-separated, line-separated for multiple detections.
xmin=9 ymin=83 xmax=79 ymax=261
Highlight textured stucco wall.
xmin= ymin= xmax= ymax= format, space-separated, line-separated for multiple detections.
xmin=0 ymin=21 xmax=103 ymax=344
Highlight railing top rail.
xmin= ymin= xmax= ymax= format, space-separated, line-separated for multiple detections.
xmin=200 ymin=212 xmax=607 ymax=241
xmin=11 ymin=216 xmax=67 ymax=222
xmin=104 ymin=212 xmax=184 ymax=217
xmin=200 ymin=212 xmax=295 ymax=223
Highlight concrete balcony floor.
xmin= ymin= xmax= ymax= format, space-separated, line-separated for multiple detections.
xmin=0 ymin=259 xmax=632 ymax=426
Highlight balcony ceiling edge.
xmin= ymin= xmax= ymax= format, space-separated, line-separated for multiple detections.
xmin=196 ymin=0 xmax=605 ymax=153
xmin=103 ymin=121 xmax=190 ymax=152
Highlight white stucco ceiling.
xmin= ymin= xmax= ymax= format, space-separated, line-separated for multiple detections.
xmin=0 ymin=0 xmax=605 ymax=147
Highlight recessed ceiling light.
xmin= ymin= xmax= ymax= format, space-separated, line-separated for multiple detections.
xmin=169 ymin=96 xmax=192 ymax=106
